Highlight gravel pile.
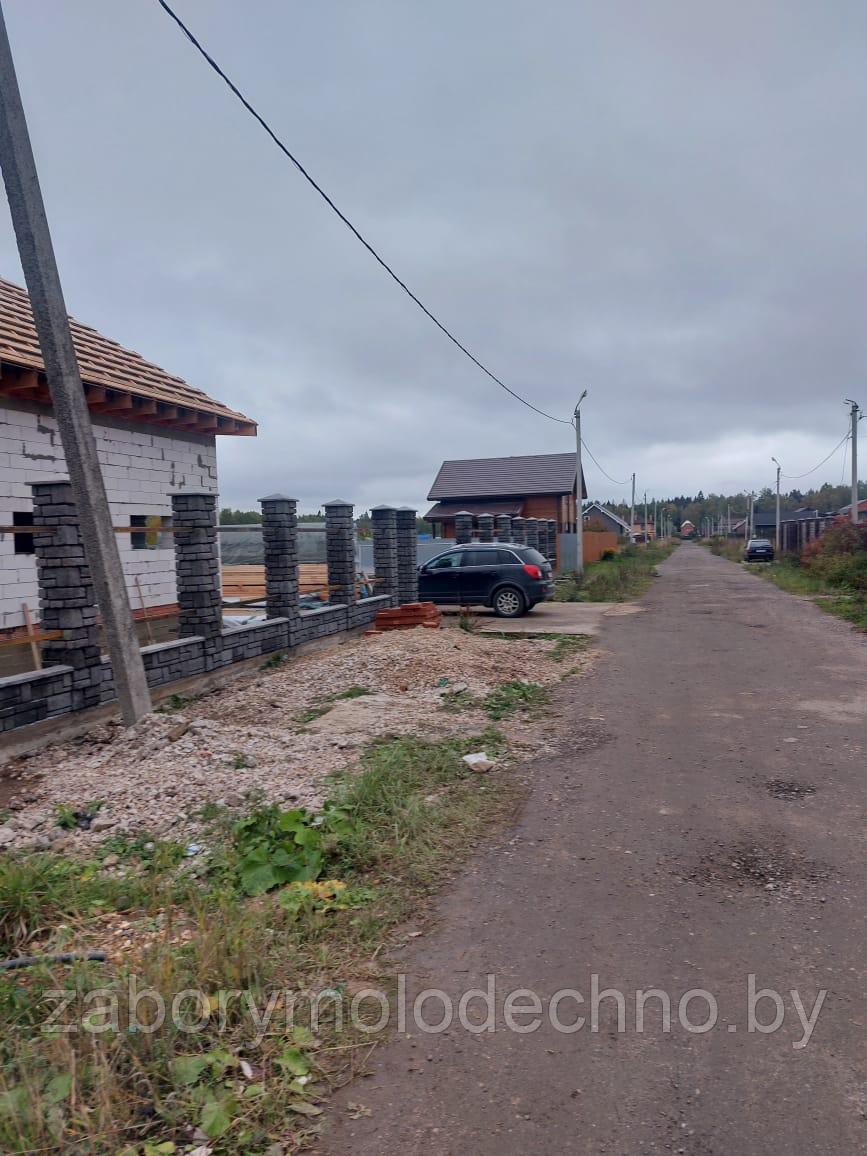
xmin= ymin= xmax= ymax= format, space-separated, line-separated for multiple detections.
xmin=0 ymin=628 xmax=588 ymax=855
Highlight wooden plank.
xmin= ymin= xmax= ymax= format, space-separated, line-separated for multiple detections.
xmin=21 ymin=601 xmax=41 ymax=670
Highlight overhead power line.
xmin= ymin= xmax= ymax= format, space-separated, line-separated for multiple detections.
xmin=778 ymin=430 xmax=850 ymax=480
xmin=155 ymin=0 xmax=571 ymax=426
xmin=579 ymin=436 xmax=630 ymax=485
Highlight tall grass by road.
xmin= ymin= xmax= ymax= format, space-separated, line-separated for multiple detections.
xmin=556 ymin=541 xmax=677 ymax=603
xmin=0 ymin=729 xmax=520 ymax=1154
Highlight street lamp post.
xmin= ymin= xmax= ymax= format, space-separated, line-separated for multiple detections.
xmin=573 ymin=390 xmax=587 ymax=576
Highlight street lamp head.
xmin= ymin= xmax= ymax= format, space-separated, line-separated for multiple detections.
xmin=574 ymin=389 xmax=588 ymax=415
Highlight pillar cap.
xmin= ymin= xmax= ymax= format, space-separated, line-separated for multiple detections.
xmin=259 ymin=493 xmax=298 ymax=502
xmin=371 ymin=504 xmax=397 ymax=512
xmin=454 ymin=510 xmax=474 ymax=516
xmin=398 ymin=506 xmax=417 ymax=511
xmin=169 ymin=489 xmax=217 ymax=497
xmin=30 ymin=477 xmax=71 ymax=486
xmin=324 ymin=498 xmax=353 ymax=507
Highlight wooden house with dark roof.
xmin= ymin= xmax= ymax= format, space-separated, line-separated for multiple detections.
xmin=0 ymin=276 xmax=256 ymax=632
xmin=424 ymin=452 xmax=587 ymax=539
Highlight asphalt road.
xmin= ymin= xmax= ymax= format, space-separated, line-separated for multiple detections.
xmin=325 ymin=543 xmax=867 ymax=1154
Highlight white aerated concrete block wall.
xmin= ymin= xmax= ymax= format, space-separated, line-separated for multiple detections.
xmin=0 ymin=398 xmax=218 ymax=630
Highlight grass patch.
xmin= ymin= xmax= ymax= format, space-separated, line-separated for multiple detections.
xmin=482 ymin=681 xmax=549 ymax=720
xmin=326 ymin=685 xmax=373 ymax=701
xmin=294 ymin=704 xmax=333 ymax=728
xmin=0 ymin=730 xmax=520 ymax=1153
xmin=556 ymin=542 xmax=677 ymax=603
xmin=158 ymin=692 xmax=202 ymax=714
xmin=439 ymin=688 xmax=478 ymax=713
xmin=547 ymin=635 xmax=591 ymax=662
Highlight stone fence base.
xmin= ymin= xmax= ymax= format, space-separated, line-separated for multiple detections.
xmin=0 ymin=596 xmax=391 ymax=736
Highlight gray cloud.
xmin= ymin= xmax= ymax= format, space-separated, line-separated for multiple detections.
xmin=1 ymin=0 xmax=863 ymax=511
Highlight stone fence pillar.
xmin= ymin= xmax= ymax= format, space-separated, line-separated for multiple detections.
xmin=525 ymin=517 xmax=539 ymax=549
xmin=260 ymin=495 xmax=298 ymax=635
xmin=477 ymin=513 xmax=494 ymax=542
xmin=496 ymin=514 xmax=512 ymax=541
xmin=537 ymin=521 xmax=549 ymax=560
xmin=171 ymin=490 xmax=222 ymax=639
xmin=325 ymin=500 xmax=356 ymax=605
xmin=455 ymin=511 xmax=474 ymax=545
xmin=30 ymin=479 xmax=102 ymax=707
xmin=371 ymin=505 xmax=398 ymax=599
xmin=511 ymin=516 xmax=526 ymax=544
xmin=396 ymin=507 xmax=419 ymax=604
xmin=547 ymin=519 xmax=558 ymax=566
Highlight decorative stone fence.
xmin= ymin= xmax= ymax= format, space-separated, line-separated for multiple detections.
xmin=0 ymin=481 xmax=417 ymax=736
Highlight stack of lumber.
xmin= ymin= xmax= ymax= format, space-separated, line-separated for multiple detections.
xmin=367 ymin=602 xmax=442 ymax=634
xmin=222 ymin=564 xmax=352 ymax=602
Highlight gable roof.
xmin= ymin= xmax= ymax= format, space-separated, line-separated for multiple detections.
xmin=583 ymin=500 xmax=631 ymax=532
xmin=0 ymin=276 xmax=255 ymax=436
xmin=428 ymin=452 xmax=584 ymax=500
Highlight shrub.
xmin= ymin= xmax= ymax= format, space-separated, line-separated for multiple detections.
xmin=802 ymin=523 xmax=867 ymax=592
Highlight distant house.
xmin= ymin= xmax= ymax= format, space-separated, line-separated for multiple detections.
xmin=0 ymin=276 xmax=256 ymax=632
xmin=680 ymin=519 xmax=696 ymax=539
xmin=837 ymin=498 xmax=867 ymax=523
xmin=425 ymin=452 xmax=587 ymax=539
xmin=583 ymin=500 xmax=630 ymax=536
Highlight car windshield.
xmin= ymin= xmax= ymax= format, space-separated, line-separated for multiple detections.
xmin=518 ymin=547 xmax=548 ymax=566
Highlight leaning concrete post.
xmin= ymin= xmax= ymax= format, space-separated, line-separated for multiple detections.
xmin=371 ymin=505 xmax=398 ymax=600
xmin=396 ymin=507 xmax=419 ymax=604
xmin=455 ymin=511 xmax=473 ymax=545
xmin=477 ymin=513 xmax=494 ymax=542
xmin=525 ymin=517 xmax=540 ymax=549
xmin=31 ymin=479 xmax=102 ymax=707
xmin=171 ymin=490 xmax=222 ymax=639
xmin=325 ymin=499 xmax=356 ymax=605
xmin=511 ymin=516 xmax=526 ymax=544
xmin=260 ymin=494 xmax=298 ymax=636
xmin=496 ymin=514 xmax=512 ymax=541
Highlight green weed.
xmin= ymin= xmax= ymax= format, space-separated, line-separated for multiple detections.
xmin=482 ymin=681 xmax=549 ymax=720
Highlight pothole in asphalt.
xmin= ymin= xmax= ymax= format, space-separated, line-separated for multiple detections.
xmin=678 ymin=837 xmax=834 ymax=900
xmin=765 ymin=779 xmax=816 ymax=801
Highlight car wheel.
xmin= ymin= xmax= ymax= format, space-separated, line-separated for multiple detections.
xmin=493 ymin=586 xmax=526 ymax=618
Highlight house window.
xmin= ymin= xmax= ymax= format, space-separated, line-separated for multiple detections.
xmin=130 ymin=514 xmax=172 ymax=550
xmin=13 ymin=510 xmax=34 ymax=555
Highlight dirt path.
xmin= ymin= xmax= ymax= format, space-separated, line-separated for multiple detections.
xmin=324 ymin=543 xmax=867 ymax=1154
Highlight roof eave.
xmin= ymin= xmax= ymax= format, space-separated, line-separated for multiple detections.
xmin=0 ymin=357 xmax=257 ymax=436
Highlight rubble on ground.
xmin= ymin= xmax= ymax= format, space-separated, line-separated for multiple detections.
xmin=0 ymin=628 xmax=592 ymax=855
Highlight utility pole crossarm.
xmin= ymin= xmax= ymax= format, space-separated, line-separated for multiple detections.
xmin=0 ymin=3 xmax=151 ymax=723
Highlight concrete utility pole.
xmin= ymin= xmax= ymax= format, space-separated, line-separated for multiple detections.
xmin=573 ymin=390 xmax=587 ymax=575
xmin=845 ymin=399 xmax=860 ymax=524
xmin=630 ymin=473 xmax=636 ymax=543
xmin=643 ymin=491 xmax=648 ymax=543
xmin=771 ymin=457 xmax=781 ymax=552
xmin=0 ymin=5 xmax=151 ymax=724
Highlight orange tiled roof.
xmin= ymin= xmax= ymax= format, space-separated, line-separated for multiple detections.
xmin=0 ymin=276 xmax=256 ymax=435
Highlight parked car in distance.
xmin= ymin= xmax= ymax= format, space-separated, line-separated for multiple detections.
xmin=417 ymin=543 xmax=555 ymax=617
xmin=744 ymin=538 xmax=775 ymax=562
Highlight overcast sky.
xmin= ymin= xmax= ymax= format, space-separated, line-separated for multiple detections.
xmin=1 ymin=0 xmax=864 ymax=512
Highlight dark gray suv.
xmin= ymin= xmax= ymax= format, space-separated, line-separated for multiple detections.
xmin=418 ymin=544 xmax=555 ymax=617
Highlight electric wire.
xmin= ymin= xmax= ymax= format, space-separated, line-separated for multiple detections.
xmin=579 ymin=435 xmax=630 ymax=485
xmin=155 ymin=0 xmax=571 ymax=426
xmin=778 ymin=430 xmax=850 ymax=480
